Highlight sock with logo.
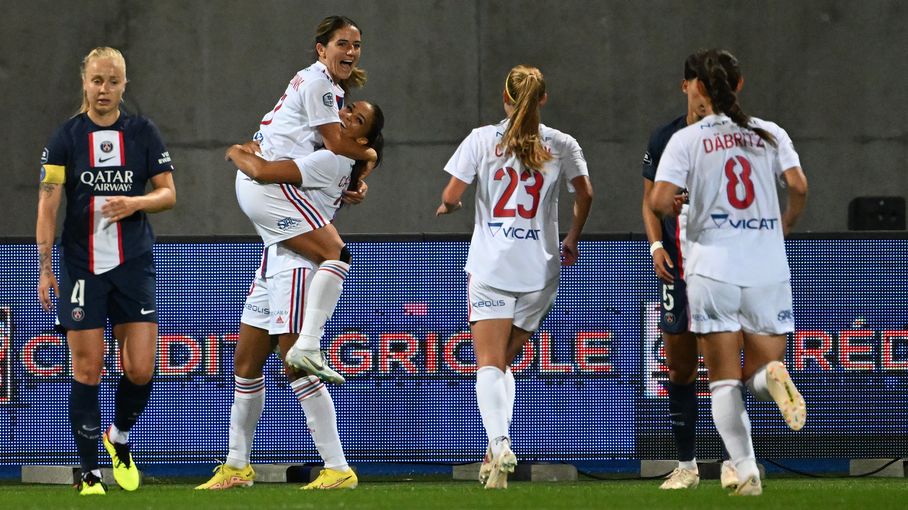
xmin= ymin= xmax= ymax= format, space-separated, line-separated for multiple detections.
xmin=291 ymin=375 xmax=349 ymax=471
xmin=476 ymin=366 xmax=509 ymax=455
xmin=226 ymin=375 xmax=265 ymax=469
xmin=295 ymin=260 xmax=350 ymax=351
xmin=710 ymin=379 xmax=759 ymax=481
xmin=745 ymin=364 xmax=771 ymax=401
xmin=69 ymin=380 xmax=101 ymax=473
xmin=667 ymin=380 xmax=698 ymax=462
xmin=113 ymin=375 xmax=153 ymax=442
xmin=504 ymin=367 xmax=515 ymax=427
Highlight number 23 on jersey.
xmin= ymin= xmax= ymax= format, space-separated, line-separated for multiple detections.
xmin=492 ymin=167 xmax=544 ymax=218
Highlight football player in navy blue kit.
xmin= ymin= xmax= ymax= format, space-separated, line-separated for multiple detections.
xmin=36 ymin=47 xmax=176 ymax=495
xmin=641 ymin=50 xmax=737 ymax=490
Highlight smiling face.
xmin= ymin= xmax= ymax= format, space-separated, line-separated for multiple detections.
xmin=339 ymin=101 xmax=376 ymax=143
xmin=82 ymin=56 xmax=126 ymax=121
xmin=316 ymin=25 xmax=362 ymax=82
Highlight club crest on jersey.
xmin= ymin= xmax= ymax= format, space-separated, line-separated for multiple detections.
xmin=487 ymin=222 xmax=541 ymax=240
xmin=100 ymin=141 xmax=114 ymax=153
xmin=72 ymin=307 xmax=85 ymax=322
xmin=322 ymin=92 xmax=335 ymax=107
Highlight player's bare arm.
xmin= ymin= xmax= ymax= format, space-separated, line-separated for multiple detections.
xmin=436 ymin=176 xmax=468 ymax=216
xmin=561 ymin=175 xmax=593 ymax=266
xmin=649 ymin=181 xmax=682 ymax=219
xmin=36 ymin=182 xmax=62 ymax=311
xmin=319 ymin=123 xmax=377 ymax=163
xmin=226 ymin=145 xmax=302 ymax=185
xmin=780 ymin=166 xmax=808 ymax=237
xmin=642 ymin=179 xmax=675 ymax=283
xmin=101 ymin=171 xmax=176 ymax=222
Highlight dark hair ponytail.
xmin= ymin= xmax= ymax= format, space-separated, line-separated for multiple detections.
xmin=698 ymin=49 xmax=776 ymax=147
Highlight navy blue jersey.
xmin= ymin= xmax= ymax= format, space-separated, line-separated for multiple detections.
xmin=642 ymin=115 xmax=687 ymax=265
xmin=42 ymin=112 xmax=173 ymax=274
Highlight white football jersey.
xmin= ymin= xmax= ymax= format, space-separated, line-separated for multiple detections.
xmin=256 ymin=61 xmax=345 ymax=162
xmin=655 ymin=113 xmax=801 ymax=286
xmin=247 ymin=61 xmax=345 ymax=276
xmin=445 ymin=120 xmax=589 ymax=292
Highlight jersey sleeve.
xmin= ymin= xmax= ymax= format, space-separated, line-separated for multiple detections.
xmin=654 ymin=133 xmax=689 ymax=189
xmin=558 ymin=133 xmax=589 ymax=193
xmin=773 ymin=125 xmax=801 ymax=176
xmin=292 ymin=149 xmax=345 ymax=189
xmin=444 ymin=129 xmax=481 ymax=184
xmin=301 ymin=78 xmax=341 ymax=128
xmin=143 ymin=118 xmax=174 ymax=177
xmin=40 ymin=125 xmax=69 ymax=184
xmin=641 ymin=131 xmax=659 ymax=182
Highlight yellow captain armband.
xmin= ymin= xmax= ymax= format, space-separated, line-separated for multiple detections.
xmin=40 ymin=164 xmax=65 ymax=184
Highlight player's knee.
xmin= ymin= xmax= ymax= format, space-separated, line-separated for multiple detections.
xmin=339 ymin=245 xmax=352 ymax=264
xmin=125 ymin=366 xmax=153 ymax=386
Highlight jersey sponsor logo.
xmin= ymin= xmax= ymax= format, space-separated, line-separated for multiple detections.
xmin=277 ymin=217 xmax=302 ymax=231
xmin=80 ymin=169 xmax=134 ymax=192
xmin=100 ymin=141 xmax=114 ymax=153
xmin=140 ymin=308 xmax=155 ymax=315
xmin=642 ymin=151 xmax=652 ymax=165
xmin=472 ymin=299 xmax=505 ymax=308
xmin=777 ymin=310 xmax=793 ymax=322
xmin=98 ymin=155 xmax=116 ymax=163
xmin=158 ymin=151 xmax=171 ymax=165
xmin=322 ymin=92 xmax=335 ymax=107
xmin=710 ymin=213 xmax=779 ymax=231
xmin=41 ymin=147 xmax=48 ymax=164
xmin=244 ymin=302 xmax=269 ymax=315
xmin=487 ymin=222 xmax=541 ymax=240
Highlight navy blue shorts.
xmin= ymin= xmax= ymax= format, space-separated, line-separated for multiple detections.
xmin=57 ymin=251 xmax=157 ymax=331
xmin=659 ymin=269 xmax=689 ymax=335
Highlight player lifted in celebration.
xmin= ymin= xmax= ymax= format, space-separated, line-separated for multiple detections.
xmin=196 ymin=16 xmax=379 ymax=491
xmin=642 ymin=50 xmax=737 ymax=490
xmin=36 ymin=47 xmax=176 ymax=495
xmin=650 ymin=49 xmax=808 ymax=496
xmin=437 ymin=65 xmax=593 ymax=489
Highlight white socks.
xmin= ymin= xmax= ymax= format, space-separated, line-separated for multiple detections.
xmin=226 ymin=375 xmax=265 ymax=469
xmin=291 ymin=376 xmax=349 ymax=471
xmin=710 ymin=379 xmax=759 ymax=481
xmin=108 ymin=423 xmax=129 ymax=444
xmin=295 ymin=260 xmax=350 ymax=351
xmin=476 ymin=366 xmax=509 ymax=455
xmin=746 ymin=365 xmax=772 ymax=401
xmin=504 ymin=367 xmax=515 ymax=427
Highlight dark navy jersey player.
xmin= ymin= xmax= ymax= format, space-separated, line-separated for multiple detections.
xmin=36 ymin=47 xmax=176 ymax=496
xmin=641 ymin=50 xmax=737 ymax=491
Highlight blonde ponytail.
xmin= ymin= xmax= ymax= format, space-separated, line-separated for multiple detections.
xmin=499 ymin=65 xmax=551 ymax=172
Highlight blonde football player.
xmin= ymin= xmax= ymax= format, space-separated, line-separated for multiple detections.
xmin=437 ymin=65 xmax=593 ymax=489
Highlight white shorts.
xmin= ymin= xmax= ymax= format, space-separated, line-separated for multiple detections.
xmin=467 ymin=275 xmax=557 ymax=332
xmin=235 ymin=171 xmax=329 ymax=247
xmin=241 ymin=266 xmax=315 ymax=335
xmin=686 ymin=274 xmax=794 ymax=335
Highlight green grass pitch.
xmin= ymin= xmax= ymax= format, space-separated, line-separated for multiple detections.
xmin=2 ymin=478 xmax=906 ymax=509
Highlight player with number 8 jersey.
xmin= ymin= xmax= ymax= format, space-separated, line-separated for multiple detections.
xmin=437 ymin=65 xmax=593 ymax=489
